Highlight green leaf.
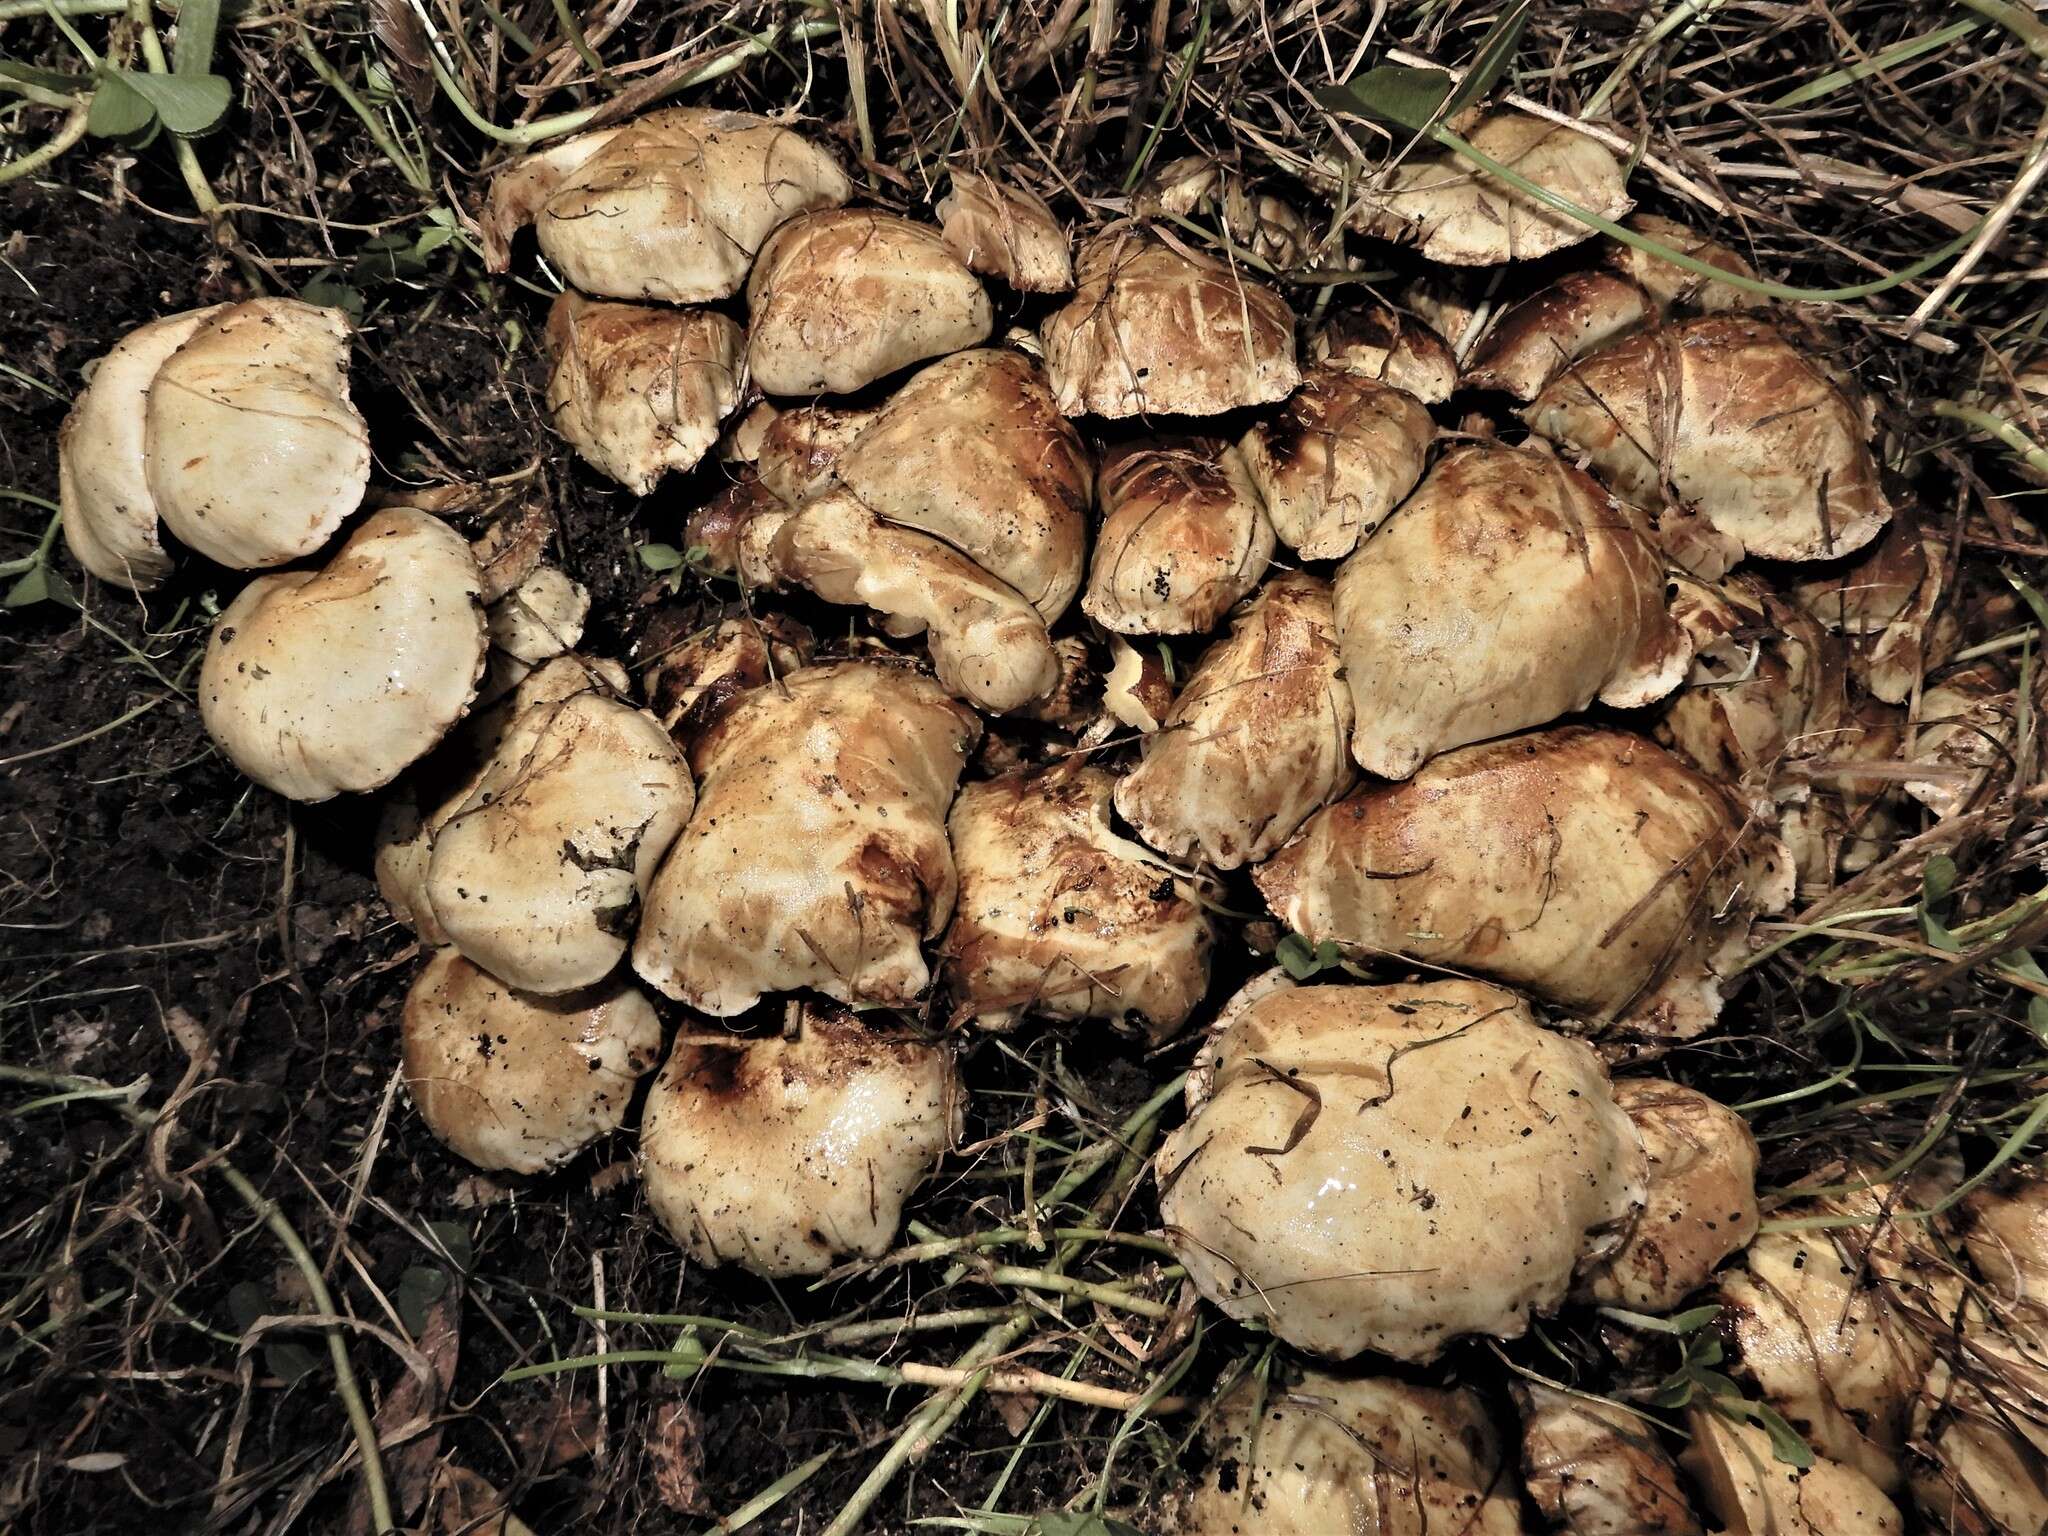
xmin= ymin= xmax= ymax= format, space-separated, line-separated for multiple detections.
xmin=298 ymin=272 xmax=364 ymax=321
xmin=1275 ymin=932 xmax=1323 ymax=980
xmin=2029 ymin=994 xmax=2048 ymax=1043
xmin=86 ymin=71 xmax=155 ymax=137
xmin=661 ymin=1326 xmax=708 ymax=1381
xmin=1447 ymin=0 xmax=1534 ymax=116
xmin=1316 ymin=65 xmax=1455 ymax=133
xmin=637 ymin=543 xmax=685 ymax=573
xmin=116 ymin=68 xmax=231 ymax=134
xmin=1923 ymin=853 xmax=1958 ymax=913
xmin=425 ymin=1219 xmax=473 ymax=1273
xmin=172 ymin=0 xmax=220 ymax=76
xmin=4 ymin=564 xmax=49 ymax=608
xmin=395 ymin=1264 xmax=448 ymax=1336
xmin=224 ymin=1280 xmax=321 ymax=1385
xmin=1749 ymin=1400 xmax=1817 ymax=1469
xmin=1 ymin=58 xmax=90 ymax=91
xmin=1028 ymin=1517 xmax=1145 ymax=1536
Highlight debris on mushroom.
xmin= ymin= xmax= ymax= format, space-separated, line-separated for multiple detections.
xmin=937 ymin=170 xmax=1073 ymax=291
xmin=1115 ymin=572 xmax=1353 ymax=870
xmin=1516 ymin=1384 xmax=1703 ymax=1536
xmin=1683 ymin=1409 xmax=1904 ymax=1535
xmin=1308 ymin=300 xmax=1459 ymax=403
xmin=639 ymin=1003 xmax=962 ymax=1276
xmin=486 ymin=564 xmax=589 ymax=666
xmin=402 ymin=946 xmax=662 ymax=1174
xmin=633 ymin=661 xmax=980 ymax=1015
xmin=1134 ymin=155 xmax=1313 ymax=269
xmin=1961 ymin=1168 xmax=2048 ymax=1309
xmin=544 ymin=293 xmax=745 ymax=494
xmin=467 ymin=498 xmax=557 ymax=605
xmin=1907 ymin=1299 xmax=2048 ymax=1536
xmin=1155 ymin=973 xmax=1647 ymax=1360
xmin=1776 ymin=697 xmax=1909 ymax=891
xmin=640 ymin=611 xmax=813 ymax=737
xmin=1081 ymin=438 xmax=1274 ymax=635
xmin=1332 ymin=442 xmax=1688 ymax=780
xmin=1463 ymin=270 xmax=1653 ymax=400
xmin=201 ymin=506 xmax=488 ymax=802
xmin=1904 ymin=660 xmax=2022 ymax=816
xmin=1604 ymin=213 xmax=1762 ymax=315
xmin=746 ymin=209 xmax=994 ymax=395
xmin=1790 ymin=511 xmax=1958 ymax=705
xmin=1254 ymin=727 xmax=1794 ymax=1038
xmin=1238 ymin=364 xmax=1434 ymax=560
xmin=1040 ymin=229 xmax=1300 ymax=417
xmin=1102 ymin=636 xmax=1174 ymax=733
xmin=942 ymin=763 xmax=1211 ymax=1040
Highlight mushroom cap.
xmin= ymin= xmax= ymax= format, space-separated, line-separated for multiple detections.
xmin=487 ymin=564 xmax=590 ymax=665
xmin=1903 ymin=662 xmax=2018 ymax=817
xmin=1333 ymin=442 xmax=1689 ymax=781
xmin=480 ymin=124 xmax=627 ymax=270
xmin=641 ymin=611 xmax=814 ymax=737
xmin=1908 ymin=1317 xmax=2048 ymax=1536
xmin=632 ymin=661 xmax=980 ymax=1015
xmin=639 ymin=1004 xmax=962 ymax=1276
xmin=426 ymin=691 xmax=694 ymax=995
xmin=1081 ymin=438 xmax=1275 ymax=635
xmin=544 ymin=293 xmax=745 ymax=495
xmin=1102 ymin=635 xmax=1174 ymax=733
xmin=200 ymin=506 xmax=487 ymax=801
xmin=1516 ymin=1384 xmax=1704 ymax=1536
xmin=937 ymin=171 xmax=1073 ymax=292
xmin=1528 ymin=316 xmax=1890 ymax=565
xmin=1463 ymin=270 xmax=1653 ymax=401
xmin=1307 ymin=302 xmax=1458 ymax=403
xmin=145 ymin=298 xmax=371 ymax=570
xmin=1961 ymin=1169 xmax=2048 ymax=1307
xmin=1605 ymin=213 xmax=1762 ymax=315
xmin=1114 ymin=571 xmax=1354 ymax=870
xmin=401 ymin=946 xmax=662 ymax=1174
xmin=1040 ymin=230 xmax=1300 ymax=417
xmin=528 ymin=108 xmax=852 ymax=303
xmin=467 ymin=498 xmax=557 ymax=604
xmin=1165 ymin=1366 xmax=1525 ymax=1535
xmin=754 ymin=399 xmax=881 ymax=505
xmin=58 ymin=305 xmax=226 ymax=590
xmin=942 ymin=763 xmax=1211 ymax=1039
xmin=1346 ymin=110 xmax=1632 ymax=265
xmin=746 ymin=210 xmax=993 ymax=395
xmin=1254 ymin=727 xmax=1793 ymax=1036
xmin=1682 ymin=1409 xmax=1903 ymax=1536
xmin=1790 ymin=514 xmax=1955 ymax=706
xmin=1238 ymin=365 xmax=1434 ymax=560
xmin=1155 ymin=974 xmax=1646 ymax=1360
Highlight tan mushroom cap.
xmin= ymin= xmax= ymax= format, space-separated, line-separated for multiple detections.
xmin=1576 ymin=1080 xmax=1760 ymax=1311
xmin=1082 ymin=438 xmax=1274 ymax=635
xmin=145 ymin=298 xmax=371 ymax=570
xmin=1041 ymin=230 xmax=1300 ymax=417
xmin=1909 ymin=1312 xmax=2048 ymax=1536
xmin=1255 ymin=727 xmax=1794 ymax=1038
xmin=1156 ymin=974 xmax=1646 ymax=1361
xmin=1135 ymin=156 xmax=1314 ymax=269
xmin=512 ymin=108 xmax=851 ymax=304
xmin=426 ymin=691 xmax=693 ymax=995
xmin=465 ymin=498 xmax=556 ymax=605
xmin=1777 ymin=696 xmax=1910 ymax=890
xmin=401 ymin=946 xmax=662 ymax=1174
xmin=1463 ymin=270 xmax=1653 ymax=401
xmin=1333 ymin=442 xmax=1689 ymax=781
xmin=1962 ymin=1170 xmax=2048 ymax=1306
xmin=632 ymin=661 xmax=980 ymax=1015
xmin=1904 ymin=661 xmax=2018 ymax=817
xmin=754 ymin=399 xmax=880 ymax=505
xmin=201 ymin=507 xmax=487 ymax=802
xmin=1528 ymin=317 xmax=1891 ymax=566
xmin=479 ymin=124 xmax=626 ymax=270
xmin=1344 ymin=110 xmax=1632 ymax=266
xmin=641 ymin=611 xmax=813 ymax=737
xmin=1682 ymin=1410 xmax=1903 ymax=1536
xmin=486 ymin=564 xmax=589 ymax=665
xmin=58 ymin=305 xmax=226 ymax=590
xmin=544 ymin=293 xmax=745 ymax=495
xmin=1165 ymin=1366 xmax=1525 ymax=1535
xmin=1516 ymin=1384 xmax=1703 ymax=1536
xmin=1239 ymin=365 xmax=1434 ymax=560
xmin=1102 ymin=635 xmax=1173 ymax=733
xmin=1605 ymin=213 xmax=1762 ymax=315
xmin=1308 ymin=301 xmax=1458 ymax=403
xmin=942 ymin=763 xmax=1211 ymax=1040
xmin=1114 ymin=571 xmax=1354 ymax=870
xmin=639 ymin=1004 xmax=962 ymax=1276
xmin=938 ymin=171 xmax=1073 ymax=292
xmin=746 ymin=210 xmax=993 ymax=396
xmin=1790 ymin=513 xmax=1956 ymax=706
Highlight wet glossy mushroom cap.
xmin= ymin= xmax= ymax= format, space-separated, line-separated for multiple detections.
xmin=1239 ymin=364 xmax=1434 ymax=560
xmin=1517 ymin=1384 xmax=1704 ymax=1536
xmin=641 ymin=612 xmax=813 ymax=737
xmin=1081 ymin=438 xmax=1274 ymax=635
xmin=1683 ymin=1409 xmax=1903 ymax=1535
xmin=937 ymin=170 xmax=1073 ymax=292
xmin=486 ymin=564 xmax=590 ymax=665
xmin=1463 ymin=270 xmax=1653 ymax=400
xmin=1307 ymin=301 xmax=1458 ymax=403
xmin=1961 ymin=1169 xmax=2048 ymax=1306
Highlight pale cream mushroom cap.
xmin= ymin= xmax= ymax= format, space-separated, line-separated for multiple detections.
xmin=938 ymin=171 xmax=1073 ymax=292
xmin=1333 ymin=442 xmax=1689 ymax=781
xmin=1682 ymin=1409 xmax=1903 ymax=1536
xmin=1239 ymin=365 xmax=1434 ymax=560
xmin=632 ymin=661 xmax=979 ymax=1015
xmin=145 ymin=298 xmax=371 ymax=569
xmin=544 ymin=293 xmax=745 ymax=495
xmin=942 ymin=763 xmax=1211 ymax=1039
xmin=401 ymin=946 xmax=662 ymax=1174
xmin=1528 ymin=316 xmax=1891 ymax=565
xmin=1040 ymin=230 xmax=1300 ymax=417
xmin=426 ymin=691 xmax=694 ymax=995
xmin=1345 ymin=110 xmax=1631 ymax=265
xmin=639 ymin=1004 xmax=963 ymax=1276
xmin=479 ymin=124 xmax=627 ymax=270
xmin=200 ymin=506 xmax=487 ymax=802
xmin=1102 ymin=635 xmax=1173 ymax=733
xmin=486 ymin=564 xmax=589 ymax=665
xmin=522 ymin=108 xmax=852 ymax=304
xmin=1516 ymin=1384 xmax=1703 ymax=1536
xmin=1463 ymin=270 xmax=1653 ymax=400
xmin=1115 ymin=571 xmax=1354 ymax=870
xmin=1903 ymin=662 xmax=2017 ymax=817
xmin=745 ymin=210 xmax=993 ymax=395
xmin=1081 ymin=439 xmax=1274 ymax=635
xmin=1155 ymin=974 xmax=1646 ymax=1361
xmin=58 ymin=305 xmax=226 ymax=590
xmin=1308 ymin=301 xmax=1458 ymax=403
xmin=1255 ymin=727 xmax=1794 ymax=1037
xmin=1908 ymin=1316 xmax=2048 ymax=1536
xmin=1605 ymin=213 xmax=1762 ymax=314
xmin=1164 ymin=1366 xmax=1525 ymax=1535
xmin=1961 ymin=1169 xmax=2048 ymax=1307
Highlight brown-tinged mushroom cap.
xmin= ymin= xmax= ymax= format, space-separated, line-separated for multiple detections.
xmin=1605 ymin=213 xmax=1762 ymax=315
xmin=1682 ymin=1409 xmax=1904 ymax=1535
xmin=632 ymin=661 xmax=980 ymax=1015
xmin=938 ymin=170 xmax=1073 ymax=292
xmin=145 ymin=298 xmax=370 ymax=570
xmin=1114 ymin=571 xmax=1354 ymax=870
xmin=1463 ymin=270 xmax=1654 ymax=401
xmin=640 ymin=611 xmax=813 ymax=738
xmin=746 ymin=210 xmax=993 ymax=395
xmin=1342 ymin=110 xmax=1631 ymax=266
xmin=1791 ymin=513 xmax=1957 ymax=706
xmin=1081 ymin=438 xmax=1274 ymax=635
xmin=466 ymin=498 xmax=556 ymax=605
xmin=1961 ymin=1169 xmax=2048 ymax=1307
xmin=401 ymin=946 xmax=662 ymax=1174
xmin=1154 ymin=974 xmax=1646 ymax=1361
xmin=479 ymin=124 xmax=627 ymax=270
xmin=941 ymin=763 xmax=1211 ymax=1040
xmin=544 ymin=293 xmax=745 ymax=495
xmin=514 ymin=108 xmax=851 ymax=304
xmin=1102 ymin=635 xmax=1174 ymax=733
xmin=1334 ymin=443 xmax=1689 ymax=781
xmin=1907 ymin=1304 xmax=2048 ymax=1536
xmin=639 ymin=1004 xmax=963 ymax=1276
xmin=1308 ymin=301 xmax=1459 ymax=403
xmin=1903 ymin=661 xmax=2019 ymax=817
xmin=1239 ymin=365 xmax=1434 ymax=560
xmin=754 ymin=398 xmax=881 ymax=505
xmin=1040 ymin=229 xmax=1300 ymax=417
xmin=200 ymin=507 xmax=487 ymax=802
xmin=486 ymin=564 xmax=589 ymax=665
xmin=1516 ymin=1384 xmax=1703 ymax=1536
xmin=1255 ymin=727 xmax=1794 ymax=1038
xmin=58 ymin=305 xmax=227 ymax=590
xmin=1527 ymin=316 xmax=1890 ymax=565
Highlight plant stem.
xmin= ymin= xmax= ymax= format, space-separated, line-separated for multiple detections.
xmin=1933 ymin=401 xmax=2048 ymax=474
xmin=293 ymin=34 xmax=432 ymax=193
xmin=0 ymin=95 xmax=91 ymax=185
